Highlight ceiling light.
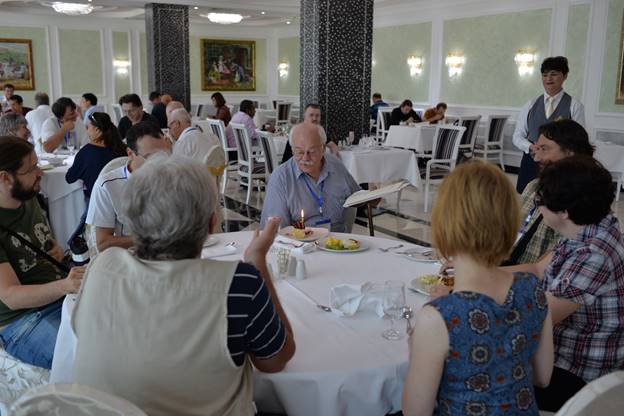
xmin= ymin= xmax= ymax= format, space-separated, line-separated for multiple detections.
xmin=193 ymin=6 xmax=198 ymax=10
xmin=286 ymin=20 xmax=291 ymax=25
xmin=261 ymin=11 xmax=266 ymax=15
xmin=50 ymin=2 xmax=94 ymax=15
xmin=201 ymin=12 xmax=243 ymax=24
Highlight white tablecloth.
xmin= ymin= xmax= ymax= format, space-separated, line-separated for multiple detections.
xmin=254 ymin=109 xmax=277 ymax=127
xmin=50 ymin=231 xmax=438 ymax=416
xmin=39 ymin=159 xmax=85 ymax=250
xmin=340 ymin=146 xmax=422 ymax=188
xmin=385 ymin=124 xmax=436 ymax=153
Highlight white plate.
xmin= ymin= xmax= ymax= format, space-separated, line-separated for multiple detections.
xmin=410 ymin=276 xmax=437 ymax=296
xmin=203 ymin=235 xmax=219 ymax=248
xmin=315 ymin=237 xmax=369 ymax=253
xmin=279 ymin=226 xmax=329 ymax=242
xmin=395 ymin=247 xmax=438 ymax=263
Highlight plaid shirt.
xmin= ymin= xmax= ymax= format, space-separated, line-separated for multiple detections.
xmin=542 ymin=214 xmax=624 ymax=381
xmin=514 ymin=179 xmax=560 ymax=264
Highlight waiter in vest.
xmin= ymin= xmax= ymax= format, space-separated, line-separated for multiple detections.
xmin=513 ymin=56 xmax=585 ymax=193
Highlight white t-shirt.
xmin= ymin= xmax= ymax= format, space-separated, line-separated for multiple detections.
xmin=173 ymin=126 xmax=221 ymax=162
xmin=40 ymin=115 xmax=89 ymax=153
xmin=86 ymin=164 xmax=131 ymax=237
xmin=25 ymin=105 xmax=54 ymax=152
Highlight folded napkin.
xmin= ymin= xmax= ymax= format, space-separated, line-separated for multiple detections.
xmin=273 ymin=237 xmax=315 ymax=255
xmin=202 ymin=244 xmax=237 ymax=259
xmin=329 ymin=282 xmax=385 ymax=317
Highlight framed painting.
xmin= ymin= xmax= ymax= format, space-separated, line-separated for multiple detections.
xmin=617 ymin=12 xmax=624 ymax=104
xmin=0 ymin=38 xmax=35 ymax=90
xmin=201 ymin=39 xmax=255 ymax=91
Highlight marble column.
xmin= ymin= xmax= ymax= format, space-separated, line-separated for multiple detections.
xmin=300 ymin=0 xmax=374 ymax=142
xmin=145 ymin=3 xmax=190 ymax=109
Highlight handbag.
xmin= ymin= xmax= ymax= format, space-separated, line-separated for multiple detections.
xmin=0 ymin=224 xmax=71 ymax=274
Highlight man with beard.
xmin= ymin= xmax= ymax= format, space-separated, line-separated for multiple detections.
xmin=505 ymin=119 xmax=594 ymax=265
xmin=0 ymin=136 xmax=84 ymax=369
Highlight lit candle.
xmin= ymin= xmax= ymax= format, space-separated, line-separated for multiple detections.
xmin=300 ymin=209 xmax=305 ymax=227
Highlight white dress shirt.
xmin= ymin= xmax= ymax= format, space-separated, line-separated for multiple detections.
xmin=173 ymin=126 xmax=221 ymax=162
xmin=25 ymin=105 xmax=54 ymax=149
xmin=86 ymin=164 xmax=131 ymax=237
xmin=512 ymin=90 xmax=585 ymax=154
xmin=40 ymin=115 xmax=89 ymax=154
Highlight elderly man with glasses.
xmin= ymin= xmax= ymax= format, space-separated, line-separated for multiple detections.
xmin=0 ymin=112 xmax=30 ymax=140
xmin=260 ymin=122 xmax=360 ymax=232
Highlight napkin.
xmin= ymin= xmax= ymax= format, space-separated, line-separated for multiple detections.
xmin=202 ymin=244 xmax=237 ymax=259
xmin=329 ymin=282 xmax=385 ymax=317
xmin=273 ymin=237 xmax=315 ymax=255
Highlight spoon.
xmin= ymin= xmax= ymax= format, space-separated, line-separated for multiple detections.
xmin=378 ymin=243 xmax=404 ymax=252
xmin=402 ymin=306 xmax=414 ymax=334
xmin=316 ymin=304 xmax=332 ymax=312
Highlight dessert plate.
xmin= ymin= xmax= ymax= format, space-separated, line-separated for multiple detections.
xmin=278 ymin=226 xmax=329 ymax=242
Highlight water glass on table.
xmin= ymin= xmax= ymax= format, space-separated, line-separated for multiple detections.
xmin=382 ymin=280 xmax=406 ymax=341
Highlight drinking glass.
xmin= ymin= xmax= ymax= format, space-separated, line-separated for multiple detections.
xmin=275 ymin=248 xmax=291 ymax=279
xmin=382 ymin=280 xmax=406 ymax=340
xmin=346 ymin=135 xmax=354 ymax=147
xmin=67 ymin=144 xmax=75 ymax=155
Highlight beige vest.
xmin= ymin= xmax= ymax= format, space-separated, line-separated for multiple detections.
xmin=72 ymin=248 xmax=254 ymax=416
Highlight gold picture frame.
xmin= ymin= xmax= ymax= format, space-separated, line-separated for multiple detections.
xmin=0 ymin=38 xmax=35 ymax=90
xmin=617 ymin=12 xmax=624 ymax=104
xmin=200 ymin=39 xmax=256 ymax=91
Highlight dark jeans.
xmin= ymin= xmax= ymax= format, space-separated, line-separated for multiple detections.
xmin=68 ymin=195 xmax=89 ymax=245
xmin=535 ymin=366 xmax=587 ymax=412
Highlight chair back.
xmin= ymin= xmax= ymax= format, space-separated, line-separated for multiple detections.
xmin=486 ymin=115 xmax=509 ymax=144
xmin=112 ymin=104 xmax=123 ymax=124
xmin=9 ymin=383 xmax=147 ymax=415
xmin=431 ymin=125 xmax=466 ymax=165
xmin=231 ymin=123 xmax=252 ymax=167
xmin=190 ymin=104 xmax=199 ymax=117
xmin=457 ymin=115 xmax=482 ymax=150
xmin=257 ymin=130 xmax=278 ymax=176
xmin=376 ymin=107 xmax=393 ymax=142
xmin=207 ymin=118 xmax=235 ymax=160
xmin=555 ymin=371 xmax=624 ymax=416
xmin=276 ymin=102 xmax=292 ymax=125
xmin=101 ymin=156 xmax=128 ymax=176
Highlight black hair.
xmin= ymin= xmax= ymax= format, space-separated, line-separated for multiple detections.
xmin=541 ymin=56 xmax=569 ymax=75
xmin=239 ymin=99 xmax=255 ymax=116
xmin=52 ymin=97 xmax=76 ymax=118
xmin=400 ymin=99 xmax=413 ymax=108
xmin=126 ymin=121 xmax=163 ymax=153
xmin=538 ymin=119 xmax=594 ymax=156
xmin=89 ymin=112 xmax=126 ymax=157
xmin=211 ymin=92 xmax=226 ymax=107
xmin=538 ymin=156 xmax=615 ymax=225
xmin=435 ymin=102 xmax=447 ymax=110
xmin=9 ymin=94 xmax=23 ymax=105
xmin=372 ymin=93 xmax=382 ymax=99
xmin=149 ymin=91 xmax=161 ymax=101
xmin=0 ymin=135 xmax=34 ymax=173
xmin=118 ymin=93 xmax=143 ymax=108
xmin=2 ymin=83 xmax=14 ymax=90
xmin=82 ymin=92 xmax=98 ymax=106
xmin=34 ymin=92 xmax=49 ymax=106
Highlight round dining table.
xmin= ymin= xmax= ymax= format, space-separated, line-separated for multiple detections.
xmin=50 ymin=231 xmax=439 ymax=416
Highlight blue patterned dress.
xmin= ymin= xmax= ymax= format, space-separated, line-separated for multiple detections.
xmin=428 ymin=272 xmax=548 ymax=415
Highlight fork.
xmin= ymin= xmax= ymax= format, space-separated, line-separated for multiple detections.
xmin=378 ymin=244 xmax=404 ymax=252
xmin=276 ymin=239 xmax=304 ymax=248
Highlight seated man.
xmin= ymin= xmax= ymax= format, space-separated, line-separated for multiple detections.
xmin=40 ymin=97 xmax=88 ymax=153
xmin=168 ymin=108 xmax=220 ymax=161
xmin=261 ymin=123 xmax=360 ymax=232
xmin=369 ymin=92 xmax=388 ymax=122
xmin=506 ymin=119 xmax=594 ymax=265
xmin=6 ymin=94 xmax=32 ymax=116
xmin=280 ymin=103 xmax=339 ymax=163
xmin=79 ymin=92 xmax=101 ymax=125
xmin=423 ymin=102 xmax=447 ymax=124
xmin=0 ymin=113 xmax=30 ymax=140
xmin=25 ymin=92 xmax=54 ymax=148
xmin=117 ymin=93 xmax=160 ymax=139
xmin=508 ymin=156 xmax=624 ymax=411
xmin=73 ymin=156 xmax=295 ymax=415
xmin=0 ymin=83 xmax=14 ymax=113
xmin=87 ymin=121 xmax=171 ymax=252
xmin=390 ymin=99 xmax=422 ymax=126
xmin=149 ymin=91 xmax=167 ymax=128
xmin=0 ymin=136 xmax=84 ymax=369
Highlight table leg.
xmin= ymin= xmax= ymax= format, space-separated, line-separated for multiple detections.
xmin=366 ymin=203 xmax=375 ymax=236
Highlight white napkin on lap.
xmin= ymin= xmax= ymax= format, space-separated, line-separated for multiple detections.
xmin=273 ymin=237 xmax=315 ymax=255
xmin=202 ymin=244 xmax=237 ymax=259
xmin=329 ymin=282 xmax=385 ymax=317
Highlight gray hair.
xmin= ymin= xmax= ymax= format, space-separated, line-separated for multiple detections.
xmin=122 ymin=155 xmax=217 ymax=260
xmin=288 ymin=122 xmax=327 ymax=147
xmin=0 ymin=113 xmax=27 ymax=136
xmin=169 ymin=107 xmax=192 ymax=125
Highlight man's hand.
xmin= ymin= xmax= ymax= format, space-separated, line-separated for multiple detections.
xmin=62 ymin=119 xmax=75 ymax=132
xmin=63 ymin=266 xmax=85 ymax=294
xmin=529 ymin=142 xmax=539 ymax=157
xmin=46 ymin=241 xmax=64 ymax=262
xmin=244 ymin=217 xmax=280 ymax=267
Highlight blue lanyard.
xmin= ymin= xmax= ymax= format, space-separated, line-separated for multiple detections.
xmin=518 ymin=205 xmax=537 ymax=237
xmin=58 ymin=119 xmax=71 ymax=146
xmin=303 ymin=175 xmax=325 ymax=214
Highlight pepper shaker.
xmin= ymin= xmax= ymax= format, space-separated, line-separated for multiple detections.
xmin=287 ymin=255 xmax=297 ymax=277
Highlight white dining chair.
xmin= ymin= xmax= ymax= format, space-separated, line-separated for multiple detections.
xmin=473 ymin=115 xmax=509 ymax=170
xmin=594 ymin=142 xmax=624 ymax=201
xmin=111 ymin=104 xmax=123 ymax=125
xmin=553 ymin=371 xmax=624 ymax=416
xmin=190 ymin=103 xmax=199 ymax=118
xmin=9 ymin=383 xmax=147 ymax=415
xmin=376 ymin=107 xmax=393 ymax=143
xmin=256 ymin=130 xmax=279 ymax=180
xmin=423 ymin=124 xmax=466 ymax=212
xmin=456 ymin=115 xmax=482 ymax=159
xmin=207 ymin=119 xmax=237 ymax=194
xmin=231 ymin=123 xmax=266 ymax=204
xmin=275 ymin=102 xmax=292 ymax=129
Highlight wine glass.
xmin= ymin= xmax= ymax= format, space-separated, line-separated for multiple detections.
xmin=346 ymin=135 xmax=354 ymax=147
xmin=382 ymin=280 xmax=406 ymax=340
xmin=67 ymin=144 xmax=75 ymax=155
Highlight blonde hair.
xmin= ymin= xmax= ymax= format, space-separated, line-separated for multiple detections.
xmin=431 ymin=160 xmax=520 ymax=267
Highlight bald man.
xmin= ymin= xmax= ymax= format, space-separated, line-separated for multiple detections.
xmin=260 ymin=123 xmax=360 ymax=232
xmin=165 ymin=101 xmax=185 ymax=120
xmin=168 ymin=108 xmax=220 ymax=162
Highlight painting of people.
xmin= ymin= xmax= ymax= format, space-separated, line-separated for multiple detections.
xmin=0 ymin=38 xmax=34 ymax=90
xmin=201 ymin=39 xmax=255 ymax=91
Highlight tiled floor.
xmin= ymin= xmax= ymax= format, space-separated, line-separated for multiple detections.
xmin=219 ymin=170 xmax=624 ymax=244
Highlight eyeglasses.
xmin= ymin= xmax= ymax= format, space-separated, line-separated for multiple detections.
xmin=293 ymin=146 xmax=323 ymax=158
xmin=15 ymin=163 xmax=41 ymax=176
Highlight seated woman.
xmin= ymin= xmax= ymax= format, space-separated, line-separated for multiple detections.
xmin=72 ymin=156 xmax=295 ymax=416
xmin=402 ymin=160 xmax=553 ymax=416
xmin=65 ymin=112 xmax=126 ymax=242
xmin=210 ymin=92 xmax=231 ymax=126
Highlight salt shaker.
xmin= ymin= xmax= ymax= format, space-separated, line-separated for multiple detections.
xmin=295 ymin=259 xmax=307 ymax=280
xmin=287 ymin=255 xmax=297 ymax=277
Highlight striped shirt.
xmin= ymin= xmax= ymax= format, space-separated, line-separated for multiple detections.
xmin=227 ymin=263 xmax=287 ymax=366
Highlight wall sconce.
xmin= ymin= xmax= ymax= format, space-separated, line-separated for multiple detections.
xmin=514 ymin=48 xmax=536 ymax=76
xmin=113 ymin=60 xmax=130 ymax=76
xmin=445 ymin=52 xmax=465 ymax=77
xmin=407 ymin=55 xmax=423 ymax=77
xmin=278 ymin=61 xmax=289 ymax=78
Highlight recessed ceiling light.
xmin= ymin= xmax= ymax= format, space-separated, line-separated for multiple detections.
xmin=201 ymin=12 xmax=244 ymax=24
xmin=193 ymin=6 xmax=198 ymax=10
xmin=261 ymin=11 xmax=266 ymax=15
xmin=286 ymin=20 xmax=291 ymax=25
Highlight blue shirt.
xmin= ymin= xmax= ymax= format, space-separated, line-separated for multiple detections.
xmin=65 ymin=143 xmax=123 ymax=198
xmin=369 ymin=100 xmax=389 ymax=121
xmin=260 ymin=154 xmax=360 ymax=232
xmin=82 ymin=105 xmax=103 ymax=125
